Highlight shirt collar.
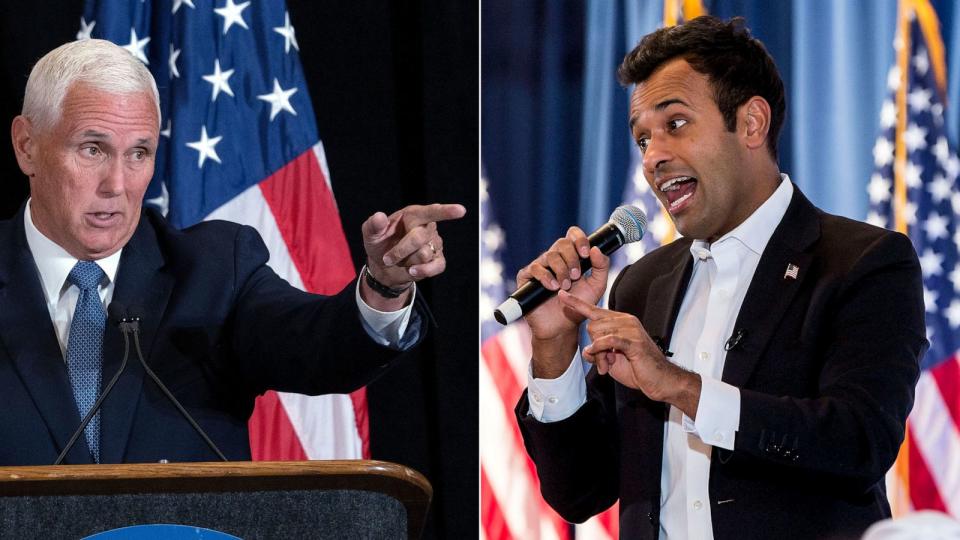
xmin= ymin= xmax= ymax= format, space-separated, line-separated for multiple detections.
xmin=24 ymin=198 xmax=122 ymax=303
xmin=689 ymin=173 xmax=794 ymax=259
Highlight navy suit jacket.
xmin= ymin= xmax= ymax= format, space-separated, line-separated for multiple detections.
xmin=516 ymin=187 xmax=927 ymax=539
xmin=0 ymin=207 xmax=420 ymax=465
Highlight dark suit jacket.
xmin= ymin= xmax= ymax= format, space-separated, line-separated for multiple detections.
xmin=516 ymin=187 xmax=927 ymax=540
xmin=0 ymin=207 xmax=421 ymax=465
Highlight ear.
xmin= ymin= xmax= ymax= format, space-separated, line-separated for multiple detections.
xmin=11 ymin=116 xmax=39 ymax=178
xmin=739 ymin=96 xmax=771 ymax=151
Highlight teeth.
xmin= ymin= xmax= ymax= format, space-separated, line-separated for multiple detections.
xmin=670 ymin=191 xmax=693 ymax=209
xmin=660 ymin=176 xmax=692 ymax=192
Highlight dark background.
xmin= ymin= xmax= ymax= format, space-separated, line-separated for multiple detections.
xmin=0 ymin=1 xmax=477 ymax=538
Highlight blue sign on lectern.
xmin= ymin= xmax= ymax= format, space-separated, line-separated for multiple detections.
xmin=85 ymin=524 xmax=241 ymax=539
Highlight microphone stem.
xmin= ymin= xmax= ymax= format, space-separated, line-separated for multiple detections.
xmin=55 ymin=326 xmax=131 ymax=465
xmin=131 ymin=328 xmax=228 ymax=462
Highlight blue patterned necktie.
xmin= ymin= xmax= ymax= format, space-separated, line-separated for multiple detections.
xmin=65 ymin=261 xmax=106 ymax=463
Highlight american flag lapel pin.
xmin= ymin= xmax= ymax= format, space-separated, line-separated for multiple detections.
xmin=784 ymin=263 xmax=799 ymax=280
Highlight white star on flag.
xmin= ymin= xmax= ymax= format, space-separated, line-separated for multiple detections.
xmin=77 ymin=17 xmax=95 ymax=41
xmin=123 ymin=28 xmax=150 ymax=64
xmin=867 ymin=173 xmax=891 ymax=203
xmin=203 ymin=59 xmax=235 ymax=102
xmin=865 ymin=210 xmax=887 ymax=228
xmin=947 ymin=300 xmax=960 ymax=328
xmin=914 ymin=47 xmax=930 ymax=75
xmin=480 ymin=259 xmax=504 ymax=287
xmin=923 ymin=212 xmax=949 ymax=241
xmin=145 ymin=181 xmax=170 ymax=217
xmin=273 ymin=12 xmax=299 ymax=53
xmin=879 ymin=100 xmax=896 ymax=129
xmin=946 ymin=156 xmax=960 ymax=181
xmin=904 ymin=201 xmax=918 ymax=225
xmin=928 ymin=174 xmax=952 ymax=203
xmin=172 ymin=0 xmax=195 ymax=14
xmin=257 ymin=79 xmax=298 ymax=121
xmin=905 ymin=161 xmax=923 ymax=189
xmin=215 ymin=0 xmax=251 ymax=34
xmin=931 ymin=102 xmax=944 ymax=125
xmin=919 ymin=248 xmax=944 ymax=277
xmin=950 ymin=265 xmax=960 ymax=293
xmin=887 ymin=65 xmax=901 ymax=91
xmin=924 ymin=285 xmax=939 ymax=313
xmin=932 ymin=137 xmax=950 ymax=166
xmin=186 ymin=126 xmax=223 ymax=168
xmin=482 ymin=224 xmax=504 ymax=251
xmin=169 ymin=44 xmax=181 ymax=79
xmin=160 ymin=120 xmax=172 ymax=138
xmin=873 ymin=137 xmax=894 ymax=167
xmin=903 ymin=123 xmax=928 ymax=152
xmin=908 ymin=87 xmax=932 ymax=112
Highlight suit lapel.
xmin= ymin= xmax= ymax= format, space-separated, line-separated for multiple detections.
xmin=642 ymin=245 xmax=694 ymax=352
xmin=0 ymin=209 xmax=95 ymax=464
xmin=722 ymin=187 xmax=821 ymax=388
xmin=99 ymin=212 xmax=174 ymax=464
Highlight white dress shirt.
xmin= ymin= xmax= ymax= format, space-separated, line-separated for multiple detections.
xmin=23 ymin=200 xmax=413 ymax=357
xmin=527 ymin=176 xmax=794 ymax=539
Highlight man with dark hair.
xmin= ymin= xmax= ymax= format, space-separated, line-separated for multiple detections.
xmin=514 ymin=16 xmax=925 ymax=539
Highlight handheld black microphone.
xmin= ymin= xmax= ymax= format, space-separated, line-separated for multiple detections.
xmin=126 ymin=305 xmax=228 ymax=462
xmin=494 ymin=205 xmax=648 ymax=325
xmin=55 ymin=303 xmax=134 ymax=465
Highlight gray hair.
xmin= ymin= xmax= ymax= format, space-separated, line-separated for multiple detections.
xmin=22 ymin=38 xmax=161 ymax=133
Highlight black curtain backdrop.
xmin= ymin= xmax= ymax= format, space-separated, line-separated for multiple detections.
xmin=0 ymin=2 xmax=477 ymax=538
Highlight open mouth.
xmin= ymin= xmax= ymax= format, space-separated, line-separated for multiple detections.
xmin=659 ymin=176 xmax=698 ymax=213
xmin=86 ymin=212 xmax=121 ymax=227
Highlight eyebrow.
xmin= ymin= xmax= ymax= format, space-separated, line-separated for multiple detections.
xmin=628 ymin=98 xmax=691 ymax=129
xmin=79 ymin=130 xmax=110 ymax=140
xmin=78 ymin=131 xmax=154 ymax=147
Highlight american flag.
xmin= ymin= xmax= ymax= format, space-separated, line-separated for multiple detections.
xmin=480 ymin=172 xmax=571 ymax=540
xmin=79 ymin=0 xmax=368 ymax=460
xmin=867 ymin=2 xmax=960 ymax=516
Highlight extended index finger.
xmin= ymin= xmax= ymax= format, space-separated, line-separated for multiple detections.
xmin=557 ymin=290 xmax=606 ymax=321
xmin=401 ymin=203 xmax=467 ymax=227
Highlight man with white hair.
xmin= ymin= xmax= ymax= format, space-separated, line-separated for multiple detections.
xmin=0 ymin=39 xmax=464 ymax=464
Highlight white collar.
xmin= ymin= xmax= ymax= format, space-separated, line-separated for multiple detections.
xmin=23 ymin=198 xmax=122 ymax=303
xmin=689 ymin=173 xmax=794 ymax=259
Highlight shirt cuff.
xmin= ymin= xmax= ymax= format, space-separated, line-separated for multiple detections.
xmin=526 ymin=349 xmax=587 ymax=423
xmin=681 ymin=376 xmax=739 ymax=450
xmin=355 ymin=276 xmax=415 ymax=348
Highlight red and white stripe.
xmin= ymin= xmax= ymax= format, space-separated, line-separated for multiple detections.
xmin=480 ymin=322 xmax=571 ymax=540
xmin=896 ymin=355 xmax=960 ymax=515
xmin=206 ymin=142 xmax=369 ymax=460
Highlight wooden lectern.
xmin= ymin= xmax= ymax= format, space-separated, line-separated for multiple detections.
xmin=0 ymin=460 xmax=431 ymax=539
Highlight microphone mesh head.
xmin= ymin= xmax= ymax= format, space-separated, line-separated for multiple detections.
xmin=609 ymin=205 xmax=647 ymax=243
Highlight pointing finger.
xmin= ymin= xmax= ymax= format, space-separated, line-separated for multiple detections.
xmin=401 ymin=203 xmax=467 ymax=228
xmin=557 ymin=289 xmax=605 ymax=320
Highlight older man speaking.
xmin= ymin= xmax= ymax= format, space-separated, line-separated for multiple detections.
xmin=1 ymin=38 xmax=464 ymax=465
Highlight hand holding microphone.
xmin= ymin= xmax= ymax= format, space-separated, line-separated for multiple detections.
xmin=497 ymin=205 xmax=647 ymax=325
xmin=501 ymin=206 xmax=647 ymax=379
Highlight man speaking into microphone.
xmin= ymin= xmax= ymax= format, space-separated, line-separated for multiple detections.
xmin=513 ymin=16 xmax=926 ymax=540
